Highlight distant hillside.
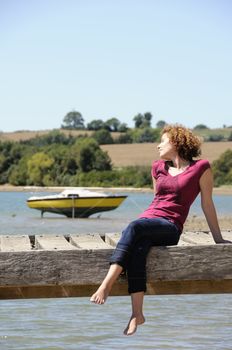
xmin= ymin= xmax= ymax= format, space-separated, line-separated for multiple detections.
xmin=1 ymin=128 xmax=232 ymax=167
xmin=101 ymin=142 xmax=232 ymax=167
xmin=0 ymin=129 xmax=121 ymax=142
xmin=0 ymin=127 xmax=232 ymax=143
xmin=0 ymin=129 xmax=91 ymax=142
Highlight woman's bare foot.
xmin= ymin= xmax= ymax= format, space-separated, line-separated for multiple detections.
xmin=90 ymin=264 xmax=123 ymax=305
xmin=123 ymin=314 xmax=145 ymax=336
xmin=90 ymin=285 xmax=110 ymax=304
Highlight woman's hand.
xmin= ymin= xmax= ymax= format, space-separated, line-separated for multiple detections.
xmin=216 ymin=239 xmax=232 ymax=244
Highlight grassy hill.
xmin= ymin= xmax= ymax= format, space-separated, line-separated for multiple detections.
xmin=0 ymin=127 xmax=231 ymax=143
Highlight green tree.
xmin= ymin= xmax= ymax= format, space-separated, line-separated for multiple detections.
xmin=130 ymin=128 xmax=159 ymax=143
xmin=46 ymin=144 xmax=78 ymax=181
xmin=92 ymin=129 xmax=114 ymax=144
xmin=73 ymin=138 xmax=112 ymax=172
xmin=9 ymin=156 xmax=30 ymax=185
xmin=133 ymin=113 xmax=144 ymax=128
xmin=143 ymin=112 xmax=153 ymax=128
xmin=104 ymin=118 xmax=121 ymax=132
xmin=61 ymin=111 xmax=85 ymax=130
xmin=156 ymin=120 xmax=166 ymax=128
xmin=87 ymin=119 xmax=105 ymax=130
xmin=133 ymin=112 xmax=153 ymax=128
xmin=27 ymin=152 xmax=55 ymax=185
xmin=93 ymin=149 xmax=112 ymax=171
xmin=118 ymin=123 xmax=128 ymax=132
xmin=193 ymin=124 xmax=209 ymax=129
xmin=0 ymin=154 xmax=7 ymax=172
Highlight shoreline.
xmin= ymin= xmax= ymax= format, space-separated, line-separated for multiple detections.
xmin=0 ymin=184 xmax=232 ymax=195
xmin=184 ymin=215 xmax=232 ymax=231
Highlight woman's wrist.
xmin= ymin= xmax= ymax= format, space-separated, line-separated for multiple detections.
xmin=211 ymin=232 xmax=224 ymax=243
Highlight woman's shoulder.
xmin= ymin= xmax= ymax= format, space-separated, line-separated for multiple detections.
xmin=152 ymin=159 xmax=165 ymax=169
xmin=151 ymin=159 xmax=166 ymax=177
xmin=194 ymin=159 xmax=210 ymax=168
xmin=192 ymin=159 xmax=211 ymax=176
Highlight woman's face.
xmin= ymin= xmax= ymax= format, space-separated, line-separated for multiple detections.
xmin=157 ymin=133 xmax=176 ymax=160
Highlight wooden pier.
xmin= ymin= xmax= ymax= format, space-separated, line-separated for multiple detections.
xmin=0 ymin=231 xmax=231 ymax=300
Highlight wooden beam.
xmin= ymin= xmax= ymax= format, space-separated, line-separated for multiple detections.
xmin=0 ymin=232 xmax=231 ymax=299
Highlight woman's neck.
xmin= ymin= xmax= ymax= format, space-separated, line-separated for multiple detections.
xmin=169 ymin=157 xmax=190 ymax=169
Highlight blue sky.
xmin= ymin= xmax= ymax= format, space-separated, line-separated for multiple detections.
xmin=0 ymin=0 xmax=231 ymax=132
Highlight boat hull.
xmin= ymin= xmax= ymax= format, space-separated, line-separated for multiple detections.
xmin=27 ymin=196 xmax=127 ymax=218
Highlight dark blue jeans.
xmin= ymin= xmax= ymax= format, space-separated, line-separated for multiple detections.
xmin=109 ymin=218 xmax=181 ymax=294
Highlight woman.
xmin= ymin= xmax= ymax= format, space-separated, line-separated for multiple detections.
xmin=90 ymin=124 xmax=229 ymax=336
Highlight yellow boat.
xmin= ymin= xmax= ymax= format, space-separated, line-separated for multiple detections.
xmin=27 ymin=189 xmax=127 ymax=218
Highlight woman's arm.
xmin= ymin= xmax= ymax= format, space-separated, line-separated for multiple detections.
xmin=199 ymin=168 xmax=230 ymax=243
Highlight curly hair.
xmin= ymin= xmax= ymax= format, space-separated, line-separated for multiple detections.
xmin=161 ymin=124 xmax=202 ymax=161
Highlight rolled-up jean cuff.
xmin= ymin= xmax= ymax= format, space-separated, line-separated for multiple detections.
xmin=128 ymin=280 xmax=147 ymax=294
xmin=109 ymin=260 xmax=125 ymax=270
xmin=109 ymin=245 xmax=130 ymax=270
xmin=109 ymin=255 xmax=128 ymax=270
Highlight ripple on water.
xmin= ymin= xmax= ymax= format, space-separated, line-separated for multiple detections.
xmin=0 ymin=295 xmax=232 ymax=350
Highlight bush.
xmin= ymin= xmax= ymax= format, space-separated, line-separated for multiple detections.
xmin=72 ymin=137 xmax=112 ymax=172
xmin=115 ymin=133 xmax=133 ymax=144
xmin=92 ymin=129 xmax=114 ymax=145
xmin=212 ymin=149 xmax=232 ymax=186
xmin=74 ymin=166 xmax=152 ymax=187
xmin=228 ymin=132 xmax=232 ymax=141
xmin=207 ymin=134 xmax=224 ymax=142
xmin=130 ymin=128 xmax=160 ymax=143
xmin=194 ymin=124 xmax=209 ymax=129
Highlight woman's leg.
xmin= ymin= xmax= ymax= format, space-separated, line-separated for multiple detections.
xmin=127 ymin=238 xmax=153 ymax=294
xmin=90 ymin=218 xmax=180 ymax=334
xmin=90 ymin=263 xmax=123 ymax=304
xmin=124 ymin=219 xmax=180 ymax=335
xmin=124 ymin=291 xmax=145 ymax=336
xmin=121 ymin=239 xmax=151 ymax=335
xmin=90 ymin=218 xmax=148 ymax=304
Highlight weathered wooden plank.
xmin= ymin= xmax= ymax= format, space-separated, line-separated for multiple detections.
xmin=0 ymin=244 xmax=231 ymax=299
xmin=106 ymin=231 xmax=232 ymax=246
xmin=35 ymin=235 xmax=78 ymax=250
xmin=221 ymin=230 xmax=232 ymax=240
xmin=0 ymin=232 xmax=231 ymax=299
xmin=0 ymin=235 xmax=32 ymax=252
xmin=180 ymin=231 xmax=215 ymax=245
xmin=1 ymin=280 xmax=232 ymax=300
xmin=70 ymin=234 xmax=112 ymax=249
xmin=177 ymin=238 xmax=193 ymax=246
xmin=146 ymin=245 xmax=232 ymax=281
xmin=0 ymin=284 xmax=128 ymax=299
xmin=146 ymin=280 xmax=232 ymax=295
xmin=0 ymin=249 xmax=113 ymax=285
xmin=105 ymin=232 xmax=121 ymax=246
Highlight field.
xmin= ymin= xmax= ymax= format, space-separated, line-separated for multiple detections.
xmin=0 ymin=129 xmax=121 ymax=142
xmin=101 ymin=142 xmax=232 ymax=167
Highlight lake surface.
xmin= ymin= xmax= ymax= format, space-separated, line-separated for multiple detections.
xmin=0 ymin=190 xmax=231 ymax=235
xmin=0 ymin=190 xmax=231 ymax=349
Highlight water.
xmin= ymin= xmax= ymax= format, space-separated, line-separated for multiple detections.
xmin=0 ymin=296 xmax=231 ymax=350
xmin=0 ymin=190 xmax=231 ymax=235
xmin=0 ymin=190 xmax=231 ymax=349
